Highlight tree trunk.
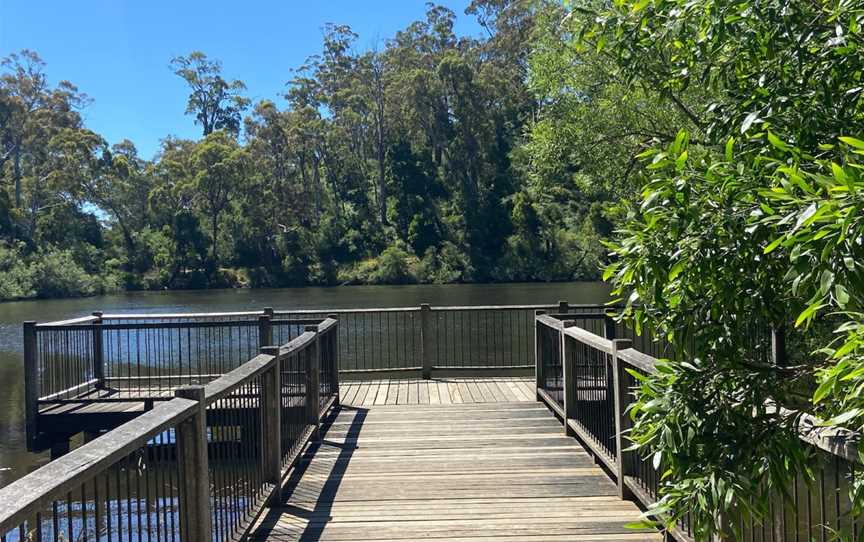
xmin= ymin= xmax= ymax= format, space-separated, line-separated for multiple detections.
xmin=377 ymin=118 xmax=387 ymax=224
xmin=13 ymin=147 xmax=21 ymax=208
xmin=211 ymin=213 xmax=219 ymax=265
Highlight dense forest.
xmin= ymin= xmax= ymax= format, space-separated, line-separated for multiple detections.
xmin=0 ymin=1 xmax=625 ymax=301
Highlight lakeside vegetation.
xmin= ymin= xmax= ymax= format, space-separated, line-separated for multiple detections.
xmin=5 ymin=0 xmax=864 ymax=538
xmin=0 ymin=2 xmax=619 ymax=301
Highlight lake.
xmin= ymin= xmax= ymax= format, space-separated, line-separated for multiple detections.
xmin=0 ymin=281 xmax=611 ymax=487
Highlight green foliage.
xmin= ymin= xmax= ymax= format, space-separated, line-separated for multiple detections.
xmin=567 ymin=0 xmax=864 ymax=538
xmin=0 ymin=242 xmax=35 ymax=299
xmin=0 ymin=2 xmax=620 ymax=303
xmin=30 ymin=247 xmax=97 ymax=298
xmin=338 ymin=244 xmax=419 ymax=285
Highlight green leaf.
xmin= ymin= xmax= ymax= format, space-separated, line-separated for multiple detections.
xmin=625 ymin=520 xmax=657 ymax=530
xmin=741 ymin=111 xmax=760 ymax=133
xmin=795 ymin=300 xmax=826 ymax=327
xmin=725 ymin=137 xmax=735 ymax=161
xmin=767 ymin=131 xmax=790 ymax=151
xmin=813 ymin=377 xmax=834 ymax=404
xmin=839 ymin=136 xmax=864 ymax=149
xmin=819 ymin=269 xmax=835 ymax=295
xmin=831 ymin=163 xmax=848 ymax=183
xmin=835 ymin=284 xmax=850 ymax=307
xmin=668 ymin=261 xmax=685 ymax=280
xmin=763 ymin=236 xmax=784 ymax=254
xmin=822 ymin=408 xmax=863 ymax=426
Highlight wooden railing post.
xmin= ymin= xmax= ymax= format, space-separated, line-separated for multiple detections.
xmin=259 ymin=312 xmax=273 ymax=347
xmin=92 ymin=311 xmax=105 ymax=389
xmin=305 ymin=326 xmax=321 ymax=441
xmin=603 ymin=311 xmax=616 ymax=341
xmin=611 ymin=338 xmax=634 ymax=501
xmin=558 ymin=300 xmax=569 ymax=314
xmin=420 ymin=304 xmax=432 ymax=379
xmin=534 ymin=310 xmax=546 ymax=401
xmin=260 ymin=346 xmax=282 ymax=504
xmin=328 ymin=314 xmax=340 ymax=406
xmin=174 ymin=385 xmax=212 ymax=541
xmin=561 ymin=320 xmax=576 ymax=437
xmin=23 ymin=321 xmax=38 ymax=451
xmin=771 ymin=326 xmax=786 ymax=367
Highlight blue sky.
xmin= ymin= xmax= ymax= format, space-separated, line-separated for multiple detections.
xmin=0 ymin=1 xmax=483 ymax=160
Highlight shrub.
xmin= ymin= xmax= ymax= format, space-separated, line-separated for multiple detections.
xmin=0 ymin=242 xmax=35 ymax=300
xmin=30 ymin=248 xmax=96 ymax=298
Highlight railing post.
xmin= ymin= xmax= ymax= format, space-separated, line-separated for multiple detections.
xmin=260 ymin=346 xmax=282 ymax=504
xmin=612 ymin=338 xmax=634 ymax=501
xmin=534 ymin=310 xmax=546 ymax=401
xmin=603 ymin=311 xmax=617 ymax=341
xmin=174 ymin=385 xmax=212 ymax=542
xmin=92 ymin=312 xmax=105 ymax=389
xmin=420 ymin=304 xmax=432 ymax=379
xmin=328 ymin=314 xmax=340 ymax=406
xmin=561 ymin=320 xmax=576 ymax=437
xmin=259 ymin=312 xmax=273 ymax=347
xmin=23 ymin=321 xmax=38 ymax=452
xmin=771 ymin=326 xmax=786 ymax=367
xmin=305 ymin=326 xmax=321 ymax=441
xmin=558 ymin=300 xmax=569 ymax=314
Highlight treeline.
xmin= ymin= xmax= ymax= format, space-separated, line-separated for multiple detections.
xmin=0 ymin=1 xmax=614 ymax=301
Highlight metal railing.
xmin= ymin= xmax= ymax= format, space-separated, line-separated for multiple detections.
xmin=1 ymin=318 xmax=338 ymax=542
xmin=535 ymin=313 xmax=863 ymax=542
xmin=24 ymin=302 xmax=608 ymax=450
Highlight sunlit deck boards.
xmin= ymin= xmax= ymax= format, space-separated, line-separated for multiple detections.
xmin=249 ymin=398 xmax=659 ymax=541
xmin=339 ymin=376 xmax=537 ymax=405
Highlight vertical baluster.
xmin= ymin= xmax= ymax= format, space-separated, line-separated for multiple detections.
xmin=173 ymin=386 xmax=211 ymax=541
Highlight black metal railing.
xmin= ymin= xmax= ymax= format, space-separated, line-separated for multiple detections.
xmin=0 ymin=398 xmax=194 ymax=542
xmin=536 ymin=313 xmax=863 ymax=542
xmin=564 ymin=328 xmax=617 ymax=462
xmin=536 ymin=315 xmax=563 ymax=410
xmin=2 ymin=318 xmax=338 ymax=542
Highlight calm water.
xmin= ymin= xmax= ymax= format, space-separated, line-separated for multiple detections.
xmin=0 ymin=282 xmax=610 ymax=487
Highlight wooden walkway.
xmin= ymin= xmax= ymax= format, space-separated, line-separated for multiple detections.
xmin=249 ymin=378 xmax=658 ymax=541
xmin=339 ymin=376 xmax=537 ymax=405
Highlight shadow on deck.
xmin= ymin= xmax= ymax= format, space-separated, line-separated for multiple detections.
xmin=248 ymin=379 xmax=658 ymax=542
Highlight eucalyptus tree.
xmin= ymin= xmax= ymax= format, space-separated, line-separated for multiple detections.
xmin=171 ymin=51 xmax=250 ymax=136
xmin=186 ymin=130 xmax=249 ymax=266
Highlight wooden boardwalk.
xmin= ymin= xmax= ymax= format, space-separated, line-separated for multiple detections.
xmin=249 ymin=378 xmax=658 ymax=541
xmin=339 ymin=376 xmax=537 ymax=405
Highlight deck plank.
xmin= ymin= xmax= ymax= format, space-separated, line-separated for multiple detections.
xmin=249 ymin=398 xmax=657 ymax=541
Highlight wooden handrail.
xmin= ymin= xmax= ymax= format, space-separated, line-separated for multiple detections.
xmin=35 ymin=303 xmax=614 ymax=326
xmin=7 ymin=316 xmax=340 ymax=540
xmin=0 ymin=397 xmax=198 ymax=533
xmin=535 ymin=313 xmax=863 ymax=542
xmin=562 ymin=324 xmax=614 ymax=355
xmin=35 ymin=315 xmax=100 ymax=327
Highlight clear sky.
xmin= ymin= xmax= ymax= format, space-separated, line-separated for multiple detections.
xmin=0 ymin=1 xmax=483 ymax=160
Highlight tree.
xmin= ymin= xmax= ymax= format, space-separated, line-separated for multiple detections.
xmin=171 ymin=52 xmax=250 ymax=136
xmin=568 ymin=0 xmax=864 ymax=538
xmin=186 ymin=131 xmax=248 ymax=266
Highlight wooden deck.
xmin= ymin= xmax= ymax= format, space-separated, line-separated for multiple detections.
xmin=249 ymin=379 xmax=658 ymax=541
xmin=339 ymin=376 xmax=537 ymax=405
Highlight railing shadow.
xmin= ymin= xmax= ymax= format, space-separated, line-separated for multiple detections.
xmin=252 ymin=404 xmax=367 ymax=541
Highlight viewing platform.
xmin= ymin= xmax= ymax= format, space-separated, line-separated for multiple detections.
xmin=0 ymin=303 xmax=859 ymax=541
xmin=250 ymin=383 xmax=657 ymax=541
